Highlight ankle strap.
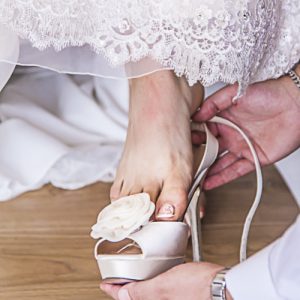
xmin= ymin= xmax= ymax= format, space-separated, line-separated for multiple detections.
xmin=209 ymin=116 xmax=263 ymax=262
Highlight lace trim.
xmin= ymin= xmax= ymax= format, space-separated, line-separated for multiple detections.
xmin=253 ymin=0 xmax=300 ymax=83
xmin=0 ymin=0 xmax=299 ymax=93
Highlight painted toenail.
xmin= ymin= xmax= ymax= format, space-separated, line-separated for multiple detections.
xmin=156 ymin=203 xmax=175 ymax=219
xmin=118 ymin=289 xmax=132 ymax=300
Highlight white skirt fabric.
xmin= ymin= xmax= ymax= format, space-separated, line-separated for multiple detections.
xmin=0 ymin=1 xmax=299 ymax=95
xmin=0 ymin=67 xmax=129 ymax=201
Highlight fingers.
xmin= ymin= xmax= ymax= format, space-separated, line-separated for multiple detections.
xmin=100 ymin=283 xmax=122 ymax=300
xmin=101 ymin=280 xmax=156 ymax=300
xmin=193 ymin=84 xmax=238 ymax=122
xmin=207 ymin=152 xmax=240 ymax=177
xmin=123 ymin=281 xmax=154 ymax=300
xmin=204 ymin=158 xmax=255 ymax=190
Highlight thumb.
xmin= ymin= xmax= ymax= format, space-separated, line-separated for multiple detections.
xmin=118 ymin=281 xmax=154 ymax=300
xmin=193 ymin=83 xmax=238 ymax=122
xmin=118 ymin=288 xmax=132 ymax=300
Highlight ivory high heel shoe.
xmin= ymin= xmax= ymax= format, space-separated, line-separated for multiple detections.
xmin=91 ymin=117 xmax=263 ymax=283
xmin=91 ymin=123 xmax=218 ymax=283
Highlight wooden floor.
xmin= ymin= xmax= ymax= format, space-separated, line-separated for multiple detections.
xmin=0 ymin=166 xmax=298 ymax=300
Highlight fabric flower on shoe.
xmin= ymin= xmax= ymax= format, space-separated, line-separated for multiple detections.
xmin=91 ymin=193 xmax=155 ymax=242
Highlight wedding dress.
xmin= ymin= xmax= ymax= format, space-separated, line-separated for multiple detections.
xmin=0 ymin=0 xmax=299 ymax=200
xmin=1 ymin=0 xmax=299 ymax=93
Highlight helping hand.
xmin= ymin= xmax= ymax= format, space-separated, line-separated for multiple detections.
xmin=193 ymin=75 xmax=300 ymax=190
xmin=100 ymin=262 xmax=233 ymax=300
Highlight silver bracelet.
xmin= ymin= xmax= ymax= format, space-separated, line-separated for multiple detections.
xmin=288 ymin=70 xmax=300 ymax=89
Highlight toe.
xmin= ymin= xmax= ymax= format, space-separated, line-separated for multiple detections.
xmin=143 ymin=181 xmax=162 ymax=202
xmin=118 ymin=180 xmax=131 ymax=197
xmin=128 ymin=183 xmax=144 ymax=196
xmin=119 ymin=179 xmax=144 ymax=198
xmin=110 ymin=179 xmax=123 ymax=201
xmin=155 ymin=179 xmax=188 ymax=221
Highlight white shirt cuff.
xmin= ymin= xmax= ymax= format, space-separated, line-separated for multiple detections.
xmin=225 ymin=243 xmax=281 ymax=300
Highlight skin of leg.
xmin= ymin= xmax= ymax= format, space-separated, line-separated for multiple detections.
xmin=110 ymin=70 xmax=204 ymax=220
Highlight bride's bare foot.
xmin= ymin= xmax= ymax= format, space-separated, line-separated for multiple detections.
xmin=110 ymin=71 xmax=204 ymax=220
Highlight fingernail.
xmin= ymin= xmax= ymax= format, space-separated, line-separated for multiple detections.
xmin=118 ymin=289 xmax=131 ymax=300
xmin=156 ymin=203 xmax=175 ymax=219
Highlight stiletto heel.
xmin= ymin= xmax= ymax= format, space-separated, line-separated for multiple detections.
xmin=185 ymin=122 xmax=219 ymax=262
xmin=187 ymin=187 xmax=203 ymax=262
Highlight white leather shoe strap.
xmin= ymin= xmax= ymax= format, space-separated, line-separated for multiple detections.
xmin=189 ymin=123 xmax=219 ymax=201
xmin=187 ymin=122 xmax=219 ymax=262
xmin=209 ymin=116 xmax=263 ymax=262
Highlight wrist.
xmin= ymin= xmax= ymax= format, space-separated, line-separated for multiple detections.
xmin=281 ymin=71 xmax=300 ymax=104
xmin=281 ymin=68 xmax=300 ymax=118
xmin=290 ymin=64 xmax=300 ymax=146
xmin=288 ymin=64 xmax=300 ymax=101
xmin=284 ymin=64 xmax=300 ymax=143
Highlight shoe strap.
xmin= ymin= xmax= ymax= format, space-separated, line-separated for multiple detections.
xmin=208 ymin=116 xmax=263 ymax=262
xmin=187 ymin=116 xmax=263 ymax=262
xmin=188 ymin=123 xmax=219 ymax=202
xmin=187 ymin=117 xmax=263 ymax=262
xmin=186 ymin=122 xmax=219 ymax=262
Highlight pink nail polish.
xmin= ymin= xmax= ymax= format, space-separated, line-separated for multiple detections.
xmin=156 ymin=203 xmax=175 ymax=219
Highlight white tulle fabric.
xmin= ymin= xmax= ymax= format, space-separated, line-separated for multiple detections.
xmin=0 ymin=0 xmax=299 ymax=95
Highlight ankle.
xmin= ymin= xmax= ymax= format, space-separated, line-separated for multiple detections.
xmin=175 ymin=75 xmax=204 ymax=113
xmin=191 ymin=83 xmax=205 ymax=113
xmin=130 ymin=71 xmax=204 ymax=118
xmin=281 ymin=72 xmax=300 ymax=109
xmin=130 ymin=70 xmax=176 ymax=91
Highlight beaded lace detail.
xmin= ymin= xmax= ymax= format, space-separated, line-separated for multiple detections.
xmin=0 ymin=0 xmax=299 ymax=93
